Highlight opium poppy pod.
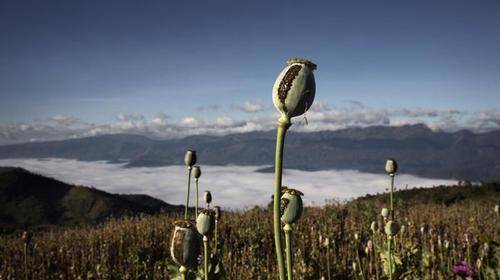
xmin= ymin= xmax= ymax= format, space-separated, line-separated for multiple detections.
xmin=196 ymin=209 xmax=215 ymax=236
xmin=280 ymin=188 xmax=304 ymax=224
xmin=192 ymin=165 xmax=201 ymax=179
xmin=204 ymin=191 xmax=212 ymax=204
xmin=272 ymin=58 xmax=317 ymax=120
xmin=184 ymin=150 xmax=197 ymax=168
xmin=381 ymin=208 xmax=389 ymax=218
xmin=170 ymin=220 xmax=200 ymax=268
xmin=384 ymin=220 xmax=399 ymax=236
xmin=385 ymin=159 xmax=398 ymax=175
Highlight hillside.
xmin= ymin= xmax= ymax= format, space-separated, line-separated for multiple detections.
xmin=0 ymin=167 xmax=182 ymax=232
xmin=0 ymin=125 xmax=499 ymax=180
xmin=0 ymin=180 xmax=498 ymax=279
xmin=352 ymin=181 xmax=500 ymax=208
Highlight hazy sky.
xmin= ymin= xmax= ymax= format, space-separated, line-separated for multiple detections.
xmin=1 ymin=0 xmax=500 ymax=142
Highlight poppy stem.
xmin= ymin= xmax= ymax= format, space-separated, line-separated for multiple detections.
xmin=274 ymin=117 xmax=291 ymax=280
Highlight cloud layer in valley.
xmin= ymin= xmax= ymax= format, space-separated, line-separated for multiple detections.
xmin=0 ymin=158 xmax=456 ymax=209
xmin=0 ymin=101 xmax=499 ymax=145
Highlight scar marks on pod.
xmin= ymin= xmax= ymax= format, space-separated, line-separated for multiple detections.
xmin=277 ymin=65 xmax=302 ymax=112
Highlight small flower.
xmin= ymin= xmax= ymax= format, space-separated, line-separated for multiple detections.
xmin=452 ymin=261 xmax=476 ymax=278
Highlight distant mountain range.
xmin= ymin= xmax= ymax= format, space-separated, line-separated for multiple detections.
xmin=0 ymin=124 xmax=499 ymax=180
xmin=0 ymin=167 xmax=183 ymax=231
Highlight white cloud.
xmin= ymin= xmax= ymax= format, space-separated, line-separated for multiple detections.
xmin=0 ymin=158 xmax=456 ymax=209
xmin=237 ymin=100 xmax=265 ymax=113
xmin=0 ymin=103 xmax=499 ymax=145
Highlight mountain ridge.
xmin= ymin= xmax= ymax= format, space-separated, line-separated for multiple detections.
xmin=0 ymin=124 xmax=499 ymax=180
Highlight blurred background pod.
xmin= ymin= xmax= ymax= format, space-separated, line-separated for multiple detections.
xmin=381 ymin=208 xmax=389 ymax=218
xmin=204 ymin=191 xmax=212 ymax=205
xmin=384 ymin=220 xmax=399 ymax=236
xmin=192 ymin=165 xmax=201 ymax=179
xmin=170 ymin=220 xmax=200 ymax=268
xmin=385 ymin=159 xmax=398 ymax=175
xmin=184 ymin=150 xmax=197 ymax=168
xmin=272 ymin=58 xmax=316 ymax=120
xmin=196 ymin=209 xmax=215 ymax=236
xmin=280 ymin=188 xmax=304 ymax=224
xmin=214 ymin=206 xmax=221 ymax=220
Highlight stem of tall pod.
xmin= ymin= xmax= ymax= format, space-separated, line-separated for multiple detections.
xmin=180 ymin=266 xmax=187 ymax=280
xmin=387 ymin=237 xmax=393 ymax=280
xmin=195 ymin=178 xmax=199 ymax=216
xmin=284 ymin=224 xmax=293 ymax=280
xmin=184 ymin=167 xmax=192 ymax=220
xmin=323 ymin=237 xmax=331 ymax=280
xmin=203 ymin=236 xmax=209 ymax=280
xmin=390 ymin=174 xmax=395 ymax=220
xmin=273 ymin=118 xmax=290 ymax=280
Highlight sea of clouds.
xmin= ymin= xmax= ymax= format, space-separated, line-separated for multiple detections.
xmin=0 ymin=158 xmax=456 ymax=209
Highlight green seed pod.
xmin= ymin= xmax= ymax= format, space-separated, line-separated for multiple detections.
xmin=370 ymin=221 xmax=378 ymax=232
xmin=196 ymin=209 xmax=215 ymax=236
xmin=385 ymin=159 xmax=398 ymax=175
xmin=400 ymin=225 xmax=406 ymax=234
xmin=384 ymin=220 xmax=399 ymax=236
xmin=192 ymin=165 xmax=201 ymax=179
xmin=204 ymin=191 xmax=212 ymax=204
xmin=495 ymin=204 xmax=499 ymax=213
xmin=184 ymin=150 xmax=197 ymax=168
xmin=214 ymin=206 xmax=221 ymax=220
xmin=170 ymin=220 xmax=200 ymax=268
xmin=381 ymin=208 xmax=389 ymax=218
xmin=272 ymin=58 xmax=317 ymax=120
xmin=280 ymin=188 xmax=304 ymax=224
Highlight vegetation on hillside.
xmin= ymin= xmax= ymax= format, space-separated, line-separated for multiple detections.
xmin=0 ymin=167 xmax=182 ymax=233
xmin=0 ymin=182 xmax=498 ymax=279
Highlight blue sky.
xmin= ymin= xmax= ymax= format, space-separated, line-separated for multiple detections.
xmin=0 ymin=0 xmax=499 ymax=143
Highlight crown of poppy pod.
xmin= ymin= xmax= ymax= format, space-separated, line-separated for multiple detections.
xmin=192 ymin=165 xmax=201 ymax=179
xmin=184 ymin=150 xmax=197 ymax=167
xmin=385 ymin=159 xmax=398 ymax=175
xmin=196 ymin=209 xmax=215 ymax=236
xmin=170 ymin=220 xmax=200 ymax=268
xmin=280 ymin=188 xmax=304 ymax=224
xmin=272 ymin=58 xmax=316 ymax=121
